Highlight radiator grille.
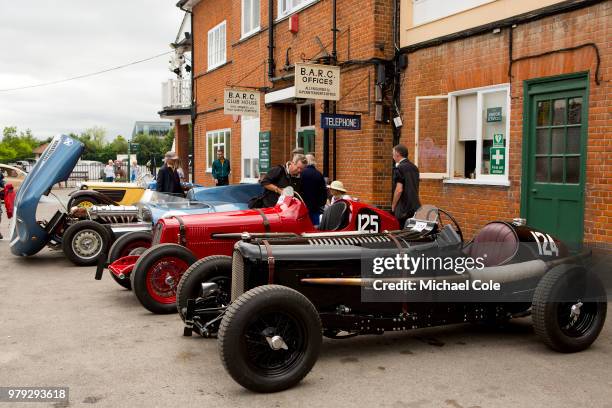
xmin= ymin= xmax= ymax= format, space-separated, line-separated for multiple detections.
xmin=231 ymin=250 xmax=245 ymax=301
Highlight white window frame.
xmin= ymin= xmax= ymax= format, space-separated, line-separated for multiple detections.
xmin=295 ymin=101 xmax=315 ymax=148
xmin=414 ymin=84 xmax=511 ymax=186
xmin=241 ymin=0 xmax=261 ymax=38
xmin=206 ymin=128 xmax=231 ymax=172
xmin=241 ymin=116 xmax=261 ymax=183
xmin=207 ymin=21 xmax=227 ymax=71
xmin=415 ymin=95 xmax=450 ymax=179
xmin=278 ymin=0 xmax=316 ymax=19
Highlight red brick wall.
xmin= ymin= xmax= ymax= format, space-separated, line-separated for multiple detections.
xmin=191 ymin=0 xmax=395 ymax=201
xmin=400 ymin=2 xmax=611 ymax=242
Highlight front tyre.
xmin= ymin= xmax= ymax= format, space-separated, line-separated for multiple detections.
xmin=532 ymin=265 xmax=607 ymax=353
xmin=176 ymin=255 xmax=232 ymax=322
xmin=131 ymin=244 xmax=197 ymax=314
xmin=218 ymin=285 xmax=322 ymax=393
xmin=62 ymin=221 xmax=112 ymax=266
xmin=107 ymin=231 xmax=152 ymax=290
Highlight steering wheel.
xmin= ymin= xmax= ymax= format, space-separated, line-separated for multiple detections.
xmin=293 ymin=190 xmax=305 ymax=204
xmin=437 ymin=208 xmax=464 ymax=243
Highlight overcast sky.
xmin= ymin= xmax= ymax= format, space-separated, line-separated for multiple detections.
xmin=0 ymin=1 xmax=184 ymax=141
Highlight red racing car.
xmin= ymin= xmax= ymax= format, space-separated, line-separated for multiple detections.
xmin=96 ymin=188 xmax=398 ymax=314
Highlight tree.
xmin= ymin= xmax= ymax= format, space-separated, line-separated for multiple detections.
xmin=110 ymin=135 xmax=128 ymax=155
xmin=0 ymin=126 xmax=40 ymax=162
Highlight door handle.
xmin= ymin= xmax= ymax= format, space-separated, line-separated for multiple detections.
xmin=531 ymin=189 xmax=537 ymax=193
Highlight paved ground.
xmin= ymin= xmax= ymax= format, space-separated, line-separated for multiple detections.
xmin=1 ymin=189 xmax=611 ymax=408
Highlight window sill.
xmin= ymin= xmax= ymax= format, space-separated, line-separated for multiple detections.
xmin=206 ymin=60 xmax=231 ymax=73
xmin=240 ymin=178 xmax=260 ymax=184
xmin=443 ymin=178 xmax=510 ymax=187
xmin=238 ymin=28 xmax=262 ymax=44
xmin=275 ymin=0 xmax=321 ymax=24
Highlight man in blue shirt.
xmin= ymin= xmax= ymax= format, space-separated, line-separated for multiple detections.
xmin=211 ymin=149 xmax=231 ymax=186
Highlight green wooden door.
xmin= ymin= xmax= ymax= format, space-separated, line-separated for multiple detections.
xmin=522 ymin=74 xmax=588 ymax=246
xmin=297 ymin=130 xmax=315 ymax=154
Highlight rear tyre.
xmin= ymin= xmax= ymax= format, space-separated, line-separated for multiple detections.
xmin=62 ymin=221 xmax=112 ymax=266
xmin=176 ymin=255 xmax=232 ymax=322
xmin=107 ymin=231 xmax=152 ymax=290
xmin=532 ymin=265 xmax=607 ymax=353
xmin=131 ymin=244 xmax=197 ymax=314
xmin=218 ymin=285 xmax=322 ymax=393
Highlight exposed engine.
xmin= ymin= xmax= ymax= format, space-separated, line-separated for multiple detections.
xmin=70 ymin=205 xmax=140 ymax=224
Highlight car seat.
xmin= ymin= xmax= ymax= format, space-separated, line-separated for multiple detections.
xmin=319 ymin=201 xmax=350 ymax=231
xmin=463 ymin=222 xmax=519 ymax=267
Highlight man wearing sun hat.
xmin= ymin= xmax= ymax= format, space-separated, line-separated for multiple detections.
xmin=328 ymin=180 xmax=352 ymax=206
xmin=156 ymin=151 xmax=184 ymax=196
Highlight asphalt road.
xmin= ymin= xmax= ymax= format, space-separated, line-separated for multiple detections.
xmin=0 ymin=190 xmax=611 ymax=408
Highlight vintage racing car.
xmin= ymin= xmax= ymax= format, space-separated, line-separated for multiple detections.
xmin=8 ymin=134 xmax=263 ymax=265
xmin=181 ymin=205 xmax=608 ymax=393
xmin=100 ymin=187 xmax=399 ymax=314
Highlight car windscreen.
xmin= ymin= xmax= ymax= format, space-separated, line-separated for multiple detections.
xmin=138 ymin=190 xmax=211 ymax=210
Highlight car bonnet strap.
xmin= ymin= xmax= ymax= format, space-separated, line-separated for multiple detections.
xmin=262 ymin=239 xmax=275 ymax=284
xmin=172 ymin=215 xmax=187 ymax=246
xmin=386 ymin=231 xmax=404 ymax=251
xmin=255 ymin=208 xmax=271 ymax=233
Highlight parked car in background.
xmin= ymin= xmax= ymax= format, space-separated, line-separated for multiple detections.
xmin=8 ymin=134 xmax=264 ymax=268
xmin=0 ymin=164 xmax=27 ymax=190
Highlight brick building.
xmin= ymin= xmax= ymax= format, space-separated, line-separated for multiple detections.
xmin=398 ymin=0 xmax=610 ymax=247
xmin=177 ymin=0 xmax=397 ymax=206
xmin=175 ymin=0 xmax=610 ymax=247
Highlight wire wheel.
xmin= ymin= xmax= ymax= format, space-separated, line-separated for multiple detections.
xmin=145 ymin=257 xmax=189 ymax=304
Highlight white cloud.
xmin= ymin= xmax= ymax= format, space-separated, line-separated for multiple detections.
xmin=0 ymin=1 xmax=184 ymax=140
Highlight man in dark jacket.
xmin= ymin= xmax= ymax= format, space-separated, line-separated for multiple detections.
xmin=391 ymin=144 xmax=421 ymax=228
xmin=300 ymin=154 xmax=327 ymax=226
xmin=260 ymin=154 xmax=307 ymax=208
xmin=156 ymin=151 xmax=184 ymax=196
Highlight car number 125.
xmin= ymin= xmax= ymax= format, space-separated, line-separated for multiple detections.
xmin=357 ymin=213 xmax=380 ymax=233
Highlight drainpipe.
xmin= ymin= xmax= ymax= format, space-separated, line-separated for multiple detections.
xmin=178 ymin=1 xmax=195 ymax=183
xmin=331 ymin=0 xmax=337 ymax=180
xmin=189 ymin=12 xmax=195 ymax=183
xmin=268 ymin=0 xmax=275 ymax=80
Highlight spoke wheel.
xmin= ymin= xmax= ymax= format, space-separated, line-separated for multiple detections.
xmin=145 ymin=257 xmax=189 ymax=304
xmin=131 ymin=244 xmax=197 ymax=314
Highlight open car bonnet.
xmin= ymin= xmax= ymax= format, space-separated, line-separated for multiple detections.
xmin=10 ymin=134 xmax=84 ymax=256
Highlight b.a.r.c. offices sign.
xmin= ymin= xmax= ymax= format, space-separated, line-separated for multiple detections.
xmin=295 ymin=62 xmax=340 ymax=101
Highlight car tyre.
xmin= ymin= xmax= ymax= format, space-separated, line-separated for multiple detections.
xmin=532 ymin=265 xmax=607 ymax=353
xmin=218 ymin=285 xmax=322 ymax=393
xmin=62 ymin=221 xmax=112 ymax=266
xmin=107 ymin=231 xmax=152 ymax=290
xmin=176 ymin=255 xmax=232 ymax=322
xmin=131 ymin=244 xmax=197 ymax=314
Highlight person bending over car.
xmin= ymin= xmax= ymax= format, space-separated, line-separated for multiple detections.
xmin=259 ymin=154 xmax=307 ymax=207
xmin=156 ymin=151 xmax=184 ymax=196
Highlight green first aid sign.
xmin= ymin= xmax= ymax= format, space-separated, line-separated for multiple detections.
xmin=490 ymin=147 xmax=506 ymax=175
